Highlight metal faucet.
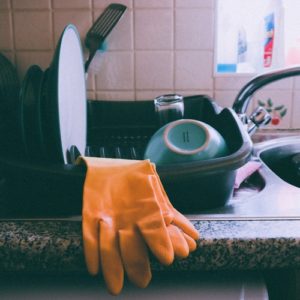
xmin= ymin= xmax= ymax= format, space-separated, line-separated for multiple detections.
xmin=232 ymin=66 xmax=300 ymax=135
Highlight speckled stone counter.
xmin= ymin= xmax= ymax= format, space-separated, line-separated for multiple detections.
xmin=0 ymin=219 xmax=299 ymax=273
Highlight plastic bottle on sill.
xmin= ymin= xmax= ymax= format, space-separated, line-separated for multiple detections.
xmin=263 ymin=0 xmax=285 ymax=71
xmin=216 ymin=16 xmax=238 ymax=73
xmin=236 ymin=26 xmax=256 ymax=73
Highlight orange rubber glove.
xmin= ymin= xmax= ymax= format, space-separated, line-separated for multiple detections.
xmin=77 ymin=157 xmax=199 ymax=295
xmin=80 ymin=157 xmax=199 ymax=257
xmin=149 ymin=167 xmax=199 ymax=254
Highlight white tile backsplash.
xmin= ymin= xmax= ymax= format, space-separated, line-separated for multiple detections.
xmin=214 ymin=90 xmax=241 ymax=109
xmin=0 ymin=11 xmax=12 ymax=49
xmin=175 ymin=51 xmax=213 ymax=90
xmin=215 ymin=76 xmax=253 ymax=91
xmin=134 ymin=0 xmax=173 ymax=8
xmin=175 ymin=9 xmax=214 ymax=50
xmin=96 ymin=91 xmax=135 ymax=101
xmin=1 ymin=0 xmax=299 ymax=128
xmin=53 ymin=0 xmax=91 ymax=9
xmin=86 ymin=73 xmax=95 ymax=91
xmin=176 ymin=90 xmax=214 ymax=98
xmin=175 ymin=0 xmax=214 ymax=8
xmin=294 ymin=77 xmax=300 ymax=90
xmin=13 ymin=11 xmax=52 ymax=50
xmin=135 ymin=9 xmax=173 ymax=50
xmin=0 ymin=0 xmax=10 ymax=9
xmin=135 ymin=51 xmax=173 ymax=90
xmin=136 ymin=90 xmax=172 ymax=101
xmin=53 ymin=10 xmax=92 ymax=44
xmin=215 ymin=76 xmax=294 ymax=91
xmin=93 ymin=0 xmax=133 ymax=9
xmin=12 ymin=0 xmax=50 ymax=9
xmin=292 ymin=91 xmax=300 ymax=128
xmin=95 ymin=51 xmax=134 ymax=90
xmin=103 ymin=10 xmax=133 ymax=50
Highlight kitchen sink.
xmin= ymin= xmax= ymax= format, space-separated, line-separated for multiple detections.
xmin=254 ymin=136 xmax=300 ymax=188
xmin=188 ymin=136 xmax=300 ymax=220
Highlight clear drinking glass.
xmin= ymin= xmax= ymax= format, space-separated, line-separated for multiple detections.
xmin=154 ymin=94 xmax=184 ymax=126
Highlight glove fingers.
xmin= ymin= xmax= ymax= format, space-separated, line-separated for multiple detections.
xmin=119 ymin=229 xmax=151 ymax=288
xmin=82 ymin=218 xmax=100 ymax=275
xmin=183 ymin=231 xmax=197 ymax=252
xmin=99 ymin=221 xmax=124 ymax=295
xmin=172 ymin=210 xmax=200 ymax=240
xmin=137 ymin=217 xmax=174 ymax=266
xmin=168 ymin=224 xmax=189 ymax=259
xmin=149 ymin=175 xmax=169 ymax=212
xmin=149 ymin=167 xmax=199 ymax=241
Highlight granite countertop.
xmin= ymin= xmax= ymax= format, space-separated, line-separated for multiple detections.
xmin=0 ymin=130 xmax=300 ymax=274
xmin=0 ymin=218 xmax=299 ymax=273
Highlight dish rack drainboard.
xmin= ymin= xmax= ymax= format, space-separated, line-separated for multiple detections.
xmin=70 ymin=127 xmax=157 ymax=163
xmin=85 ymin=135 xmax=150 ymax=160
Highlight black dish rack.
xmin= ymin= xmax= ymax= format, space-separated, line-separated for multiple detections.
xmin=0 ymin=95 xmax=252 ymax=217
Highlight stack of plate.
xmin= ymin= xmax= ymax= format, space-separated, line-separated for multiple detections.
xmin=0 ymin=53 xmax=20 ymax=156
xmin=0 ymin=54 xmax=19 ymax=115
xmin=1 ymin=24 xmax=87 ymax=165
xmin=19 ymin=65 xmax=45 ymax=160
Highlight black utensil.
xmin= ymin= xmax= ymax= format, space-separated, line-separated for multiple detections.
xmin=84 ymin=3 xmax=127 ymax=72
xmin=68 ymin=145 xmax=81 ymax=164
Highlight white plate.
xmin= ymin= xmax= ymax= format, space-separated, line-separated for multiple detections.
xmin=45 ymin=24 xmax=87 ymax=164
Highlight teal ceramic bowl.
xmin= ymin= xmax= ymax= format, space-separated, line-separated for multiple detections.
xmin=144 ymin=119 xmax=229 ymax=165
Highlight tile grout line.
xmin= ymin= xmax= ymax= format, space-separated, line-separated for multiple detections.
xmin=173 ymin=0 xmax=176 ymax=94
xmin=9 ymin=0 xmax=16 ymax=65
xmin=212 ymin=0 xmax=217 ymax=103
xmin=50 ymin=0 xmax=55 ymax=52
xmin=91 ymin=0 xmax=96 ymax=100
xmin=132 ymin=0 xmax=137 ymax=101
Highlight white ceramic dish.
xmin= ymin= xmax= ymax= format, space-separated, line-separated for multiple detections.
xmin=44 ymin=24 xmax=87 ymax=164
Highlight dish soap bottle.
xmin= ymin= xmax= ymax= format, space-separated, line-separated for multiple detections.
xmin=263 ymin=0 xmax=284 ymax=70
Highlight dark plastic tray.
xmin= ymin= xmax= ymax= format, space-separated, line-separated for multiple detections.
xmin=0 ymin=95 xmax=252 ymax=217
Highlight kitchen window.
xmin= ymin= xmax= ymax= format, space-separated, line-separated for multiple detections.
xmin=216 ymin=0 xmax=300 ymax=74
